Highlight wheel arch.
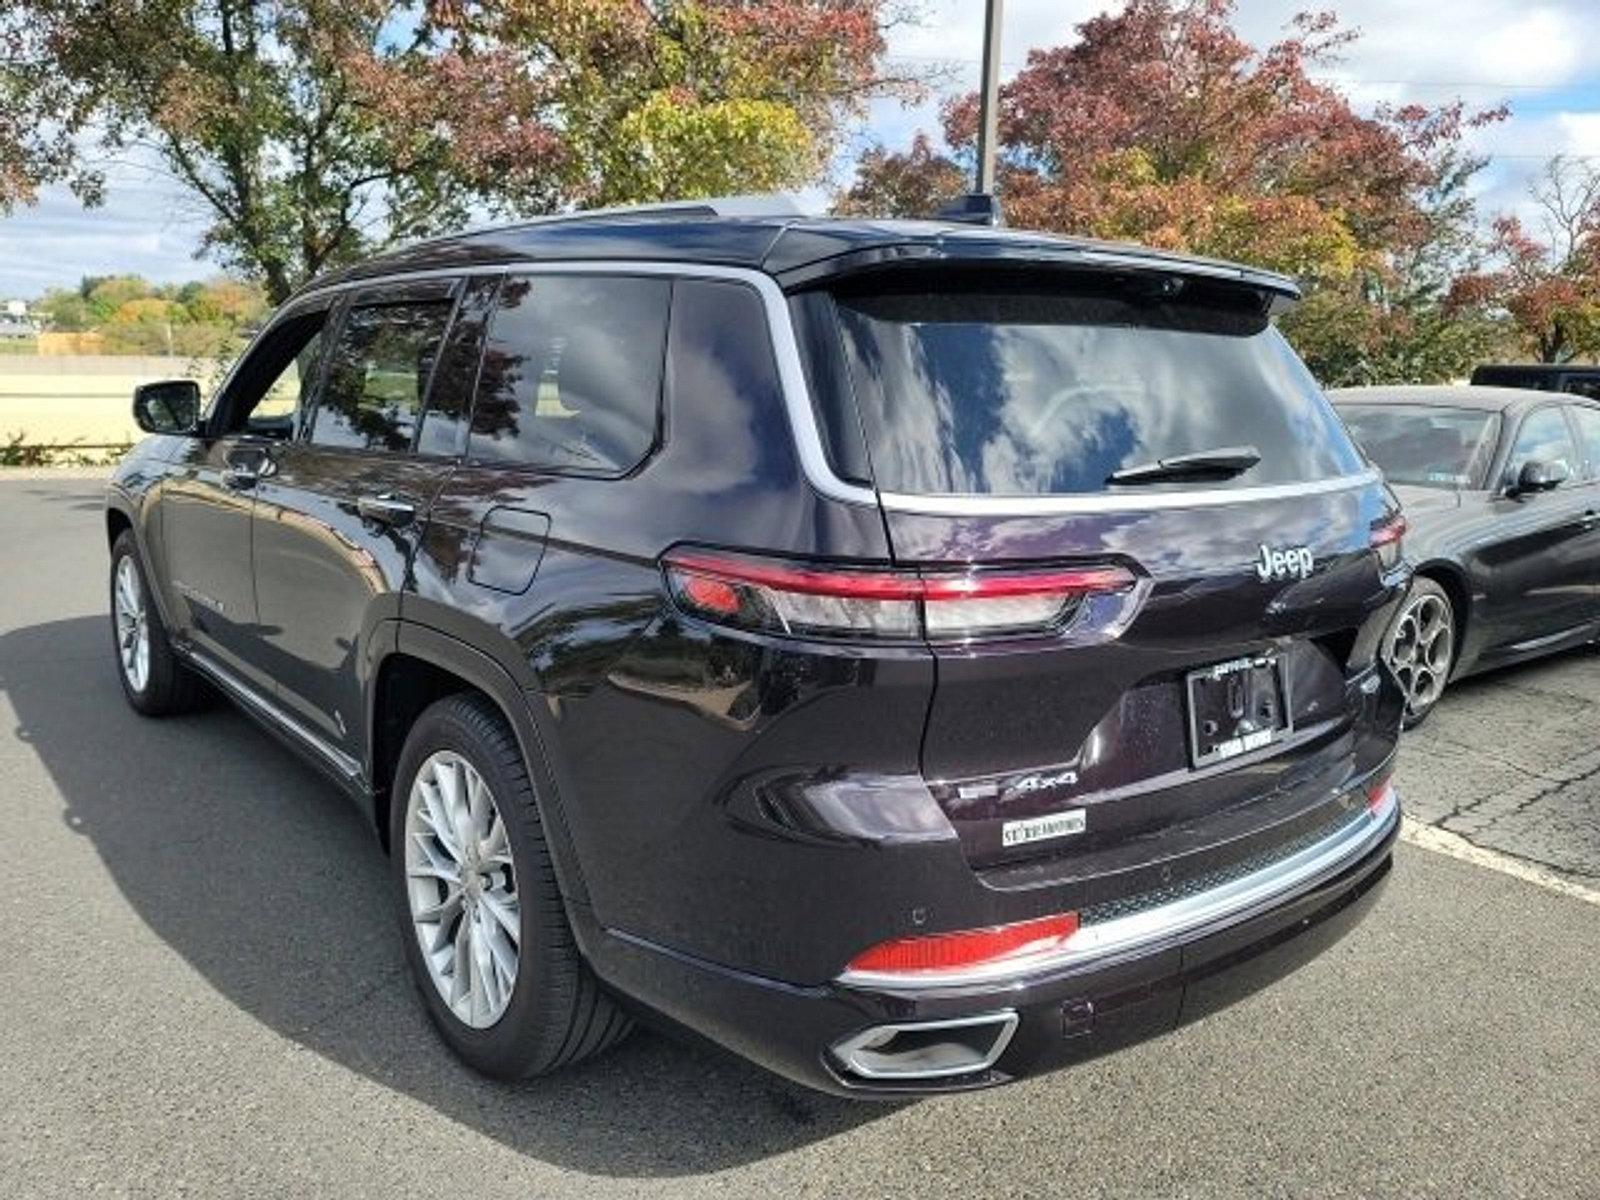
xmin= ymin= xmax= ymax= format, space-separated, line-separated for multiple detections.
xmin=367 ymin=623 xmax=594 ymax=914
xmin=1411 ymin=559 xmax=1471 ymax=678
xmin=105 ymin=504 xmax=133 ymax=550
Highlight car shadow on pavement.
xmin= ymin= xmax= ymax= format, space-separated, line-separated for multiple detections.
xmin=0 ymin=616 xmax=891 ymax=1178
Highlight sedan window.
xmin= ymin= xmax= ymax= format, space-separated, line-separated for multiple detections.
xmin=1570 ymin=406 xmax=1600 ymax=480
xmin=1506 ymin=407 xmax=1579 ymax=488
xmin=1336 ymin=404 xmax=1499 ymax=489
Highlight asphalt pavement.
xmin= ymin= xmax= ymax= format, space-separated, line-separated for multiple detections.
xmin=1 ymin=474 xmax=1597 ymax=1199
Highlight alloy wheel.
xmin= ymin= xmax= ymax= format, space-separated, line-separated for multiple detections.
xmin=1387 ymin=590 xmax=1453 ymax=719
xmin=404 ymin=750 xmax=520 ymax=1029
xmin=113 ymin=555 xmax=150 ymax=693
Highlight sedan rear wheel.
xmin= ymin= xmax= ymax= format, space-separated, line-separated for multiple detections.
xmin=1386 ymin=579 xmax=1455 ymax=728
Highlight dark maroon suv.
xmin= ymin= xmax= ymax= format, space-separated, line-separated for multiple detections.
xmin=105 ymin=199 xmax=1407 ymax=1096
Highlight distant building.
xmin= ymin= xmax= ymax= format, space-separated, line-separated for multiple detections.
xmin=2 ymin=299 xmax=27 ymax=320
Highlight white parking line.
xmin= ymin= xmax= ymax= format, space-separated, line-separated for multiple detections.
xmin=1401 ymin=819 xmax=1600 ymax=908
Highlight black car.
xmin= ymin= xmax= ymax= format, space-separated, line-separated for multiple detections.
xmin=1472 ymin=362 xmax=1600 ymax=402
xmin=105 ymin=199 xmax=1406 ymax=1097
xmin=1332 ymin=385 xmax=1600 ymax=724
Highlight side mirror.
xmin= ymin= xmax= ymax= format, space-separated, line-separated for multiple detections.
xmin=1510 ymin=457 xmax=1568 ymax=496
xmin=132 ymin=380 xmax=203 ymax=436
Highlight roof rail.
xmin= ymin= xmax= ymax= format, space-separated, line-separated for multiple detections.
xmin=384 ymin=193 xmax=811 ymax=260
xmin=519 ymin=193 xmax=809 ymax=227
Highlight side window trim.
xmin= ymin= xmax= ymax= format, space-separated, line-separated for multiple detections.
xmin=425 ymin=274 xmax=501 ymax=461
xmin=297 ymin=279 xmax=464 ymax=457
xmin=409 ymin=281 xmax=471 ymax=458
xmin=294 ymin=293 xmax=348 ymax=444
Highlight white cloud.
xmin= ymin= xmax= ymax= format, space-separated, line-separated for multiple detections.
xmin=0 ymin=152 xmax=209 ymax=298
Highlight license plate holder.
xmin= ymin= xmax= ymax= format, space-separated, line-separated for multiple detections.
xmin=1186 ymin=654 xmax=1290 ymax=768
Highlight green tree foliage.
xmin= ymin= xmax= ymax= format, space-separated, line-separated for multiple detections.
xmin=34 ymin=275 xmax=269 ymax=354
xmin=1 ymin=0 xmax=914 ymax=302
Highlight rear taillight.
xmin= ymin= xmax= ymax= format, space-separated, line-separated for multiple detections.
xmin=1370 ymin=513 xmax=1406 ymax=571
xmin=662 ymin=550 xmax=1135 ymax=642
xmin=1365 ymin=774 xmax=1397 ymax=817
xmin=843 ymin=912 xmax=1081 ymax=979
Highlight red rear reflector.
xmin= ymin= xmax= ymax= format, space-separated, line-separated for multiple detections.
xmin=681 ymin=574 xmax=741 ymax=615
xmin=845 ymin=912 xmax=1081 ymax=976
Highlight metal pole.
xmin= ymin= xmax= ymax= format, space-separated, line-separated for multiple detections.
xmin=975 ymin=0 xmax=1004 ymax=194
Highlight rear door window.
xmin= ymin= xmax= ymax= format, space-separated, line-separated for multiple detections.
xmin=309 ymin=300 xmax=455 ymax=452
xmin=828 ymin=276 xmax=1365 ymax=496
xmin=468 ymin=274 xmax=670 ymax=474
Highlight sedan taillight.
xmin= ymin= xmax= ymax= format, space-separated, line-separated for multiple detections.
xmin=662 ymin=549 xmax=1136 ymax=642
xmin=1370 ymin=512 xmax=1406 ymax=571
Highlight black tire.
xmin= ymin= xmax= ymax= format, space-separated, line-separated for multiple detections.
xmin=109 ymin=530 xmax=207 ymax=716
xmin=1386 ymin=577 xmax=1456 ymax=730
xmin=389 ymin=693 xmax=631 ymax=1078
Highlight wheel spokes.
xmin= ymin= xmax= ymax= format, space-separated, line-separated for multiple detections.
xmin=1387 ymin=592 xmax=1454 ymax=716
xmin=404 ymin=749 xmax=520 ymax=1029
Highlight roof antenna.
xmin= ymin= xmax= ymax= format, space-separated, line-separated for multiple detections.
xmin=936 ymin=193 xmax=1004 ymax=226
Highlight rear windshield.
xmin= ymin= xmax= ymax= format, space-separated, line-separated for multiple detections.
xmin=1336 ymin=404 xmax=1500 ymax=489
xmin=828 ymin=278 xmax=1365 ymax=496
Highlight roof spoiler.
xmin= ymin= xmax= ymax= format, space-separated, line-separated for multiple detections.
xmin=935 ymin=193 xmax=1003 ymax=227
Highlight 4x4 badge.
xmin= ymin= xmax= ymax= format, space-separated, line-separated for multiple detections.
xmin=1254 ymin=543 xmax=1314 ymax=582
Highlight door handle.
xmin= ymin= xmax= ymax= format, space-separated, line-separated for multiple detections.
xmin=357 ymin=493 xmax=418 ymax=528
xmin=222 ymin=464 xmax=260 ymax=490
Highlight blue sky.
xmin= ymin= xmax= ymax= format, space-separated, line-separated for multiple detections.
xmin=4 ymin=0 xmax=1599 ymax=298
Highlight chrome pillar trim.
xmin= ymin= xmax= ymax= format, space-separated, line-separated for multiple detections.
xmin=287 ymin=257 xmax=1364 ymax=519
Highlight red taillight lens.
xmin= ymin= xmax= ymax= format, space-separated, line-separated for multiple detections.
xmin=1370 ymin=513 xmax=1406 ymax=570
xmin=1366 ymin=775 xmax=1397 ymax=816
xmin=662 ymin=550 xmax=1134 ymax=642
xmin=844 ymin=913 xmax=1081 ymax=977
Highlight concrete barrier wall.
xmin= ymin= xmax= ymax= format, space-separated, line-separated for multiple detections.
xmin=0 ymin=356 xmax=224 ymax=445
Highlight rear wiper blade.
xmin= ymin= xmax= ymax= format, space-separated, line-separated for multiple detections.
xmin=1107 ymin=446 xmax=1261 ymax=485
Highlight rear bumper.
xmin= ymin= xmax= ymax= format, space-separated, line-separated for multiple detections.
xmin=583 ymin=790 xmax=1400 ymax=1098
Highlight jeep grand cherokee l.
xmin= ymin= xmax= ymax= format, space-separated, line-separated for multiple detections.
xmin=105 ymin=201 xmax=1407 ymax=1096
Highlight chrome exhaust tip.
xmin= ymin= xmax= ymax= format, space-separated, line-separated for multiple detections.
xmin=830 ymin=1011 xmax=1019 ymax=1081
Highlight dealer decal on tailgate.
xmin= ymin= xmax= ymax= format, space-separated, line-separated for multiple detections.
xmin=1001 ymin=808 xmax=1087 ymax=848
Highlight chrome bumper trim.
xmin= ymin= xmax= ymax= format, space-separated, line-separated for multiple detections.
xmin=838 ymin=785 xmax=1399 ymax=993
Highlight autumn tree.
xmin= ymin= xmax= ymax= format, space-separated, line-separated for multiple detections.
xmin=2 ymin=0 xmax=912 ymax=302
xmin=835 ymin=133 xmax=967 ymax=219
xmin=839 ymin=0 xmax=1502 ymax=384
xmin=1448 ymin=157 xmax=1600 ymax=363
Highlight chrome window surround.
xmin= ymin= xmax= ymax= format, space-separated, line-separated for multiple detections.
xmin=836 ymin=783 xmax=1399 ymax=994
xmin=830 ymin=1011 xmax=1020 ymax=1081
xmin=284 ymin=258 xmax=1379 ymax=516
